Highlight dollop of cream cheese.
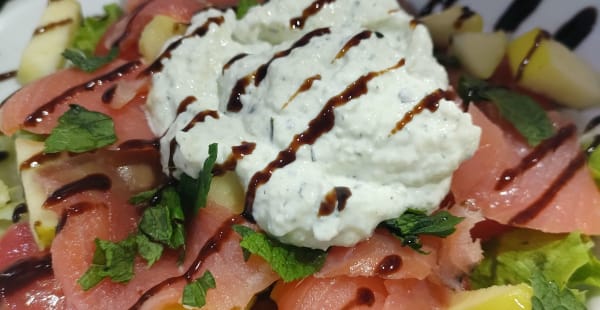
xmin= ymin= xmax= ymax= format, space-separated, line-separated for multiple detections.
xmin=146 ymin=0 xmax=481 ymax=249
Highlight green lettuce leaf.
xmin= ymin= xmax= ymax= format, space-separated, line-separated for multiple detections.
xmin=471 ymin=229 xmax=600 ymax=309
xmin=72 ymin=3 xmax=123 ymax=56
xmin=62 ymin=47 xmax=118 ymax=72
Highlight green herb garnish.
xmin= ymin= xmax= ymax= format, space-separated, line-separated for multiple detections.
xmin=182 ymin=271 xmax=216 ymax=308
xmin=458 ymin=75 xmax=555 ymax=146
xmin=62 ymin=47 xmax=119 ymax=72
xmin=72 ymin=3 xmax=123 ymax=56
xmin=236 ymin=0 xmax=258 ymax=19
xmin=383 ymin=209 xmax=463 ymax=253
xmin=178 ymin=143 xmax=218 ymax=214
xmin=45 ymin=104 xmax=116 ymax=153
xmin=233 ymin=225 xmax=327 ymax=282
xmin=531 ymin=272 xmax=586 ymax=310
xmin=139 ymin=187 xmax=186 ymax=249
xmin=78 ymin=237 xmax=137 ymax=290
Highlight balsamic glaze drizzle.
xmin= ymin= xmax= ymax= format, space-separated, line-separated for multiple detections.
xmin=33 ymin=18 xmax=73 ymax=35
xmin=495 ymin=125 xmax=576 ymax=190
xmin=11 ymin=203 xmax=27 ymax=223
xmin=290 ymin=0 xmax=335 ymax=29
xmin=0 ymin=255 xmax=53 ymax=296
xmin=242 ymin=58 xmax=406 ymax=221
xmin=0 ymin=70 xmax=16 ymax=82
xmin=390 ymin=88 xmax=454 ymax=135
xmin=341 ymin=287 xmax=376 ymax=309
xmin=129 ymin=216 xmax=243 ymax=309
xmin=334 ymin=30 xmax=373 ymax=61
xmin=318 ymin=187 xmax=352 ymax=216
xmin=281 ymin=74 xmax=321 ymax=110
xmin=515 ymin=30 xmax=550 ymax=82
xmin=508 ymin=152 xmax=586 ymax=225
xmin=0 ymin=151 xmax=7 ymax=161
xmin=24 ymin=60 xmax=142 ymax=127
xmin=212 ymin=142 xmax=256 ymax=176
xmin=43 ymin=174 xmax=112 ymax=207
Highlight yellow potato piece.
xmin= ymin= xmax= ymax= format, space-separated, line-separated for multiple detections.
xmin=450 ymin=31 xmax=507 ymax=79
xmin=507 ymin=28 xmax=600 ymax=108
xmin=208 ymin=171 xmax=245 ymax=214
xmin=139 ymin=15 xmax=188 ymax=63
xmin=420 ymin=6 xmax=483 ymax=49
xmin=449 ymin=284 xmax=533 ymax=310
xmin=17 ymin=0 xmax=82 ymax=84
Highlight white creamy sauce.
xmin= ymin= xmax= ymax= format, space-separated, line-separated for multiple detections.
xmin=147 ymin=0 xmax=481 ymax=249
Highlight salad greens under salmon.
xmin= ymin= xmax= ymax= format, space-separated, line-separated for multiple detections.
xmin=1 ymin=0 xmax=600 ymax=309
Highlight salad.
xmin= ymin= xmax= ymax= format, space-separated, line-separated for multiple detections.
xmin=1 ymin=0 xmax=600 ymax=309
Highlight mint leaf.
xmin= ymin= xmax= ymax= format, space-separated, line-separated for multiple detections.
xmin=531 ymin=272 xmax=586 ymax=310
xmin=383 ymin=209 xmax=463 ymax=253
xmin=128 ymin=189 xmax=158 ymax=205
xmin=72 ymin=3 xmax=123 ymax=56
xmin=62 ymin=47 xmax=118 ymax=72
xmin=458 ymin=75 xmax=554 ymax=146
xmin=182 ymin=271 xmax=216 ymax=308
xmin=135 ymin=233 xmax=163 ymax=267
xmin=45 ymin=104 xmax=116 ymax=153
xmin=178 ymin=143 xmax=218 ymax=214
xmin=236 ymin=0 xmax=258 ymax=19
xmin=232 ymin=225 xmax=327 ymax=282
xmin=78 ymin=237 xmax=137 ymax=290
xmin=139 ymin=187 xmax=185 ymax=249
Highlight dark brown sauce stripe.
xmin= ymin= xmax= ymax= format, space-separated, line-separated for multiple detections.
xmin=494 ymin=0 xmax=543 ymax=32
xmin=101 ymin=85 xmax=117 ymax=104
xmin=255 ymin=27 xmax=331 ymax=86
xmin=375 ymin=254 xmax=402 ymax=276
xmin=213 ymin=142 xmax=256 ymax=176
xmin=141 ymin=16 xmax=225 ymax=76
xmin=318 ymin=187 xmax=352 ymax=216
xmin=11 ymin=203 xmax=27 ymax=223
xmin=176 ymin=96 xmax=197 ymax=115
xmin=43 ymin=173 xmax=112 ymax=207
xmin=515 ymin=30 xmax=550 ymax=82
xmin=454 ymin=6 xmax=475 ymax=29
xmin=508 ymin=152 xmax=586 ymax=225
xmin=584 ymin=115 xmax=600 ymax=133
xmin=495 ymin=124 xmax=576 ymax=190
xmin=0 ymin=70 xmax=16 ymax=82
xmin=554 ymin=7 xmax=598 ymax=50
xmin=334 ymin=30 xmax=373 ymax=61
xmin=168 ymin=138 xmax=177 ymax=175
xmin=118 ymin=139 xmax=160 ymax=151
xmin=33 ymin=18 xmax=73 ymax=35
xmin=0 ymin=254 xmax=53 ymax=296
xmin=222 ymin=53 xmax=248 ymax=73
xmin=418 ymin=0 xmax=458 ymax=16
xmin=281 ymin=74 xmax=321 ymax=110
xmin=24 ymin=60 xmax=141 ymax=126
xmin=20 ymin=152 xmax=61 ymax=171
xmin=389 ymin=88 xmax=454 ymax=135
xmin=341 ymin=287 xmax=376 ymax=310
xmin=227 ymin=28 xmax=331 ymax=112
xmin=290 ymin=0 xmax=335 ymax=29
xmin=0 ymin=151 xmax=8 ymax=161
xmin=243 ymin=58 xmax=406 ymax=221
xmin=112 ymin=0 xmax=155 ymax=47
xmin=182 ymin=110 xmax=219 ymax=132
xmin=130 ymin=216 xmax=243 ymax=309
xmin=56 ymin=202 xmax=103 ymax=234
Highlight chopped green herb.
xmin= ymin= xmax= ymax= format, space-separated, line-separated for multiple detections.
xmin=62 ymin=47 xmax=119 ymax=72
xmin=458 ymin=75 xmax=555 ymax=146
xmin=44 ymin=104 xmax=116 ymax=154
xmin=182 ymin=271 xmax=216 ymax=308
xmin=236 ymin=0 xmax=258 ymax=19
xmin=72 ymin=3 xmax=123 ymax=56
xmin=78 ymin=237 xmax=137 ymax=290
xmin=178 ymin=143 xmax=218 ymax=214
xmin=128 ymin=189 xmax=158 ymax=205
xmin=383 ymin=209 xmax=463 ymax=253
xmin=531 ymin=272 xmax=586 ymax=310
xmin=135 ymin=233 xmax=163 ymax=267
xmin=233 ymin=225 xmax=327 ymax=282
xmin=139 ymin=187 xmax=185 ymax=249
